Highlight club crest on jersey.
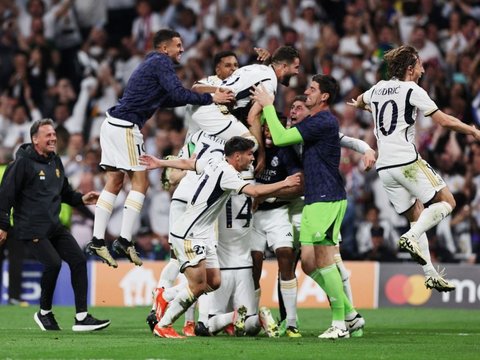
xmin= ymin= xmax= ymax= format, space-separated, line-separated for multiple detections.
xmin=56 ymin=169 xmax=60 ymax=178
xmin=39 ymin=170 xmax=45 ymax=180
xmin=271 ymin=156 xmax=279 ymax=167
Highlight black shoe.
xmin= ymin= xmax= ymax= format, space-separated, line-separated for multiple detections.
xmin=146 ymin=309 xmax=158 ymax=332
xmin=34 ymin=311 xmax=60 ymax=331
xmin=72 ymin=314 xmax=110 ymax=331
xmin=112 ymin=236 xmax=143 ymax=266
xmin=194 ymin=321 xmax=211 ymax=336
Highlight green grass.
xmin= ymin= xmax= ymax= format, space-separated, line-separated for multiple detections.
xmin=0 ymin=306 xmax=479 ymax=360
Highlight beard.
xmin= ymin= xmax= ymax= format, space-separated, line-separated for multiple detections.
xmin=279 ymin=74 xmax=293 ymax=87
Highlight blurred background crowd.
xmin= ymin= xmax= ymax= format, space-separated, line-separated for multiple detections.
xmin=0 ymin=0 xmax=479 ymax=277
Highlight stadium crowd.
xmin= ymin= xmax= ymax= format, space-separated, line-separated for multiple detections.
xmin=1 ymin=0 xmax=480 ymax=287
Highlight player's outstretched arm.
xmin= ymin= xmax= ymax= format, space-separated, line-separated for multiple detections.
xmin=347 ymin=94 xmax=372 ymax=112
xmin=431 ymin=110 xmax=480 ymax=141
xmin=339 ymin=134 xmax=376 ymax=171
xmin=242 ymin=172 xmax=301 ymax=198
xmin=251 ymin=85 xmax=303 ymax=146
xmin=191 ymin=83 xmax=218 ymax=93
xmin=140 ymin=154 xmax=196 ymax=171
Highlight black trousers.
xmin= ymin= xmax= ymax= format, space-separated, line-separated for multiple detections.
xmin=0 ymin=233 xmax=25 ymax=300
xmin=24 ymin=226 xmax=87 ymax=313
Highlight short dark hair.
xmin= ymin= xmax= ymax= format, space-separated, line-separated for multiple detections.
xmin=293 ymin=94 xmax=307 ymax=103
xmin=30 ymin=118 xmax=54 ymax=141
xmin=311 ymin=74 xmax=339 ymax=105
xmin=153 ymin=29 xmax=181 ymax=49
xmin=213 ymin=51 xmax=237 ymax=69
xmin=384 ymin=45 xmax=419 ymax=80
xmin=271 ymin=46 xmax=299 ymax=65
xmin=224 ymin=136 xmax=255 ymax=157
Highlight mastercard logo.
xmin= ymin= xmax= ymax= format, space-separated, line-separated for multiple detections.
xmin=385 ymin=274 xmax=432 ymax=305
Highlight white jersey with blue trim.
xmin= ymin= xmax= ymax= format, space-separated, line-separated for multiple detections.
xmin=362 ymin=79 xmax=438 ymax=170
xmin=222 ymin=64 xmax=277 ymax=112
xmin=185 ymin=75 xmax=228 ymax=137
xmin=170 ymin=158 xmax=249 ymax=240
xmin=217 ymin=166 xmax=255 ymax=268
xmin=172 ymin=130 xmax=226 ymax=202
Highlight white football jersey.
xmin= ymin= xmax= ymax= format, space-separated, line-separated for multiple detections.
xmin=170 ymin=158 xmax=249 ymax=240
xmin=217 ymin=166 xmax=255 ymax=268
xmin=185 ymin=75 xmax=226 ymax=135
xmin=171 ymin=130 xmax=226 ymax=202
xmin=362 ymin=79 xmax=437 ymax=170
xmin=222 ymin=64 xmax=277 ymax=119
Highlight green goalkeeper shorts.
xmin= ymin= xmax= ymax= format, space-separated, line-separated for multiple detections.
xmin=299 ymin=200 xmax=347 ymax=246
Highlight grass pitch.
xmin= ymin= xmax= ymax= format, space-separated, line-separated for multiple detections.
xmin=0 ymin=306 xmax=479 ymax=360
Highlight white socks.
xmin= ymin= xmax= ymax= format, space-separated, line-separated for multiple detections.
xmin=197 ymin=292 xmax=210 ymax=325
xmin=185 ymin=303 xmax=196 ymax=323
xmin=208 ymin=312 xmax=234 ymax=333
xmin=408 ymin=202 xmax=453 ymax=239
xmin=279 ymin=278 xmax=298 ymax=328
xmin=163 ymin=282 xmax=186 ymax=302
xmin=120 ymin=190 xmax=145 ymax=241
xmin=157 ymin=259 xmax=180 ymax=289
xmin=93 ymin=190 xmax=117 ymax=239
xmin=334 ymin=253 xmax=353 ymax=304
xmin=76 ymin=312 xmax=87 ymax=321
xmin=410 ymin=223 xmax=437 ymax=277
xmin=245 ymin=315 xmax=261 ymax=335
xmin=158 ymin=286 xmax=196 ymax=327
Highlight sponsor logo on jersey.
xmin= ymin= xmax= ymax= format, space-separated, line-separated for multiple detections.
xmin=271 ymin=156 xmax=279 ymax=167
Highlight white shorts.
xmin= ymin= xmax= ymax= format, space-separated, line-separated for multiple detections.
xmin=168 ymin=199 xmax=187 ymax=245
xmin=190 ymin=105 xmax=251 ymax=140
xmin=378 ymin=158 xmax=446 ymax=214
xmin=170 ymin=233 xmax=219 ymax=273
xmin=209 ymin=268 xmax=256 ymax=316
xmin=251 ymin=205 xmax=294 ymax=252
xmin=99 ymin=114 xmax=146 ymax=171
xmin=288 ymin=197 xmax=304 ymax=233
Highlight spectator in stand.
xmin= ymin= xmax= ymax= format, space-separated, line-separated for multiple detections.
xmin=131 ymin=0 xmax=165 ymax=54
xmin=356 ymin=206 xmax=399 ymax=262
